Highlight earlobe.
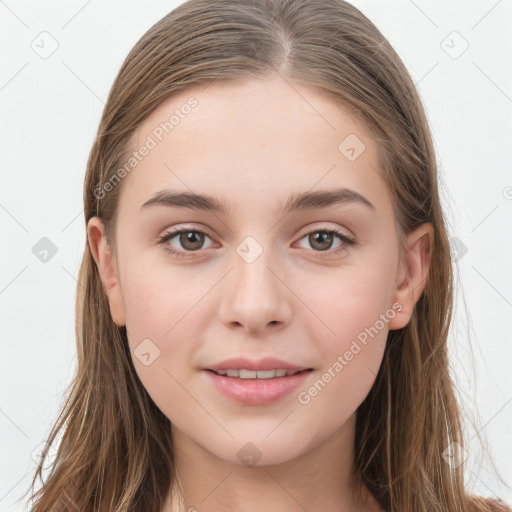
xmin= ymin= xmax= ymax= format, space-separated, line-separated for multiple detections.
xmin=86 ymin=217 xmax=126 ymax=327
xmin=388 ymin=222 xmax=434 ymax=330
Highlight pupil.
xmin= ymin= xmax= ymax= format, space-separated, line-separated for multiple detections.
xmin=311 ymin=232 xmax=332 ymax=251
xmin=182 ymin=231 xmax=203 ymax=250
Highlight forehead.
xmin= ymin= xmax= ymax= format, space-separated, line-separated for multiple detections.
xmin=117 ymin=76 xmax=392 ymax=218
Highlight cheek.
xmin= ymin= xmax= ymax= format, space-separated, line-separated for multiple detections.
xmin=119 ymin=262 xmax=213 ymax=392
xmin=298 ymin=265 xmax=392 ymax=392
xmin=119 ymin=267 xmax=206 ymax=418
xmin=121 ymin=260 xmax=206 ymax=339
xmin=303 ymin=262 xmax=394 ymax=339
xmin=295 ymin=281 xmax=389 ymax=425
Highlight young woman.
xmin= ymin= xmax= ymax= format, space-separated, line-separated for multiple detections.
xmin=27 ymin=0 xmax=511 ymax=511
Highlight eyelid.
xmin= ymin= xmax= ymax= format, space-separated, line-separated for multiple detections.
xmin=294 ymin=225 xmax=355 ymax=256
xmin=158 ymin=224 xmax=216 ymax=241
xmin=157 ymin=222 xmax=355 ymax=258
xmin=295 ymin=222 xmax=353 ymax=240
xmin=158 ymin=222 xmax=352 ymax=243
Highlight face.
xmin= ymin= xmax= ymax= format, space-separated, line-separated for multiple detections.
xmin=88 ymin=75 xmax=432 ymax=467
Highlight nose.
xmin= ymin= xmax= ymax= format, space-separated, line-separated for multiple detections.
xmin=217 ymin=246 xmax=292 ymax=334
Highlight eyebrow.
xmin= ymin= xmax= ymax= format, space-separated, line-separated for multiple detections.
xmin=140 ymin=187 xmax=375 ymax=215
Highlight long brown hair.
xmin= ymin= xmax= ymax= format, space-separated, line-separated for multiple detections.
xmin=26 ymin=0 xmax=510 ymax=510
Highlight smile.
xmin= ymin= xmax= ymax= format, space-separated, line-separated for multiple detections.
xmin=210 ymin=369 xmax=304 ymax=379
xmin=203 ymin=369 xmax=313 ymax=405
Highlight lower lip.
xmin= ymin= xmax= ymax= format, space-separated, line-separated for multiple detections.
xmin=203 ymin=369 xmax=312 ymax=405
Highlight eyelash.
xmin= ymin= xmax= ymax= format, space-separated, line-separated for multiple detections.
xmin=157 ymin=226 xmax=356 ymax=260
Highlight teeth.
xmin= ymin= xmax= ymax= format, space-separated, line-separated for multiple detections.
xmin=214 ymin=369 xmax=300 ymax=379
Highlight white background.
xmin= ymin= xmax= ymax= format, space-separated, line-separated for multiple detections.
xmin=1 ymin=0 xmax=511 ymax=510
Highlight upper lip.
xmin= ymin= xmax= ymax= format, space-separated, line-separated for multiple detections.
xmin=206 ymin=357 xmax=311 ymax=372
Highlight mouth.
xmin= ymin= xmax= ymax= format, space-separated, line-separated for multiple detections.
xmin=206 ymin=368 xmax=312 ymax=379
xmin=203 ymin=367 xmax=313 ymax=405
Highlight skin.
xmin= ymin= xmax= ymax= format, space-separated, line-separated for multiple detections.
xmin=88 ymin=74 xmax=433 ymax=512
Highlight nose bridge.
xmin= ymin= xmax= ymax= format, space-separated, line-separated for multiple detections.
xmin=218 ymin=234 xmax=291 ymax=330
xmin=232 ymin=233 xmax=281 ymax=304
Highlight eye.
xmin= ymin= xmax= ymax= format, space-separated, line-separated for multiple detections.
xmin=157 ymin=226 xmax=356 ymax=259
xmin=296 ymin=228 xmax=355 ymax=257
xmin=157 ymin=228 xmax=215 ymax=258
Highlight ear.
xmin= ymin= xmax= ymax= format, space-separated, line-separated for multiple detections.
xmin=87 ymin=216 xmax=126 ymax=327
xmin=387 ymin=222 xmax=434 ymax=330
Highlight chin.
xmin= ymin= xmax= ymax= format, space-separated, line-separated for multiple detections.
xmin=205 ymin=430 xmax=314 ymax=468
